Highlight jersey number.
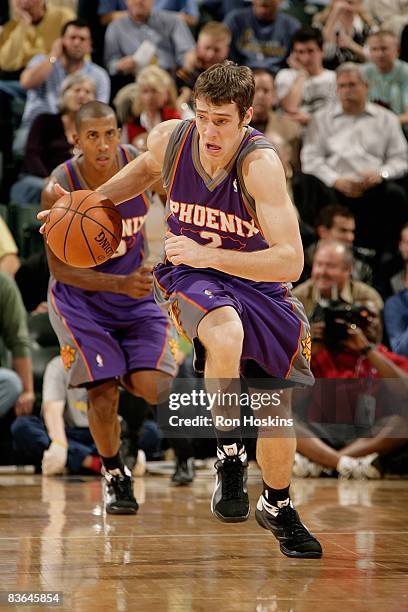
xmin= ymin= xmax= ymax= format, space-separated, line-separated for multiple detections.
xmin=200 ymin=231 xmax=222 ymax=248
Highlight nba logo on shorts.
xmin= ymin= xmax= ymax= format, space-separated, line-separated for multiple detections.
xmin=96 ymin=354 xmax=104 ymax=367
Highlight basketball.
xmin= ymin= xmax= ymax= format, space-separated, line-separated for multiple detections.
xmin=44 ymin=190 xmax=123 ymax=268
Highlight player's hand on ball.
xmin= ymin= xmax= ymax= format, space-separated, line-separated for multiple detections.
xmin=42 ymin=441 xmax=68 ymax=476
xmin=37 ymin=183 xmax=69 ymax=234
xmin=165 ymin=232 xmax=209 ymax=267
xmin=122 ymin=266 xmax=153 ymax=298
xmin=37 ymin=209 xmax=49 ymax=234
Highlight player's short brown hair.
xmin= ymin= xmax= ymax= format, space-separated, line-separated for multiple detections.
xmin=193 ymin=61 xmax=255 ymax=122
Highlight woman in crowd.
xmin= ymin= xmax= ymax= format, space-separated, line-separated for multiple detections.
xmin=114 ymin=65 xmax=182 ymax=151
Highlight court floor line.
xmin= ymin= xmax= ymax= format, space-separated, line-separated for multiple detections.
xmin=1 ymin=531 xmax=408 ymax=540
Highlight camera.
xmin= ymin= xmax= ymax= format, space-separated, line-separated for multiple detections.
xmin=311 ymin=300 xmax=372 ymax=348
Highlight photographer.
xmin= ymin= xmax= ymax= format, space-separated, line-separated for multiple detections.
xmin=293 ymin=239 xmax=382 ymax=318
xmin=293 ymin=240 xmax=408 ymax=478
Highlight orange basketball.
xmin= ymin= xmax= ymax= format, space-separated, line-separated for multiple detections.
xmin=45 ymin=190 xmax=123 ymax=268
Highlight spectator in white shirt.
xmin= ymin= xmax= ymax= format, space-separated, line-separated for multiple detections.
xmin=11 ymin=356 xmax=100 ymax=475
xmin=275 ymin=27 xmax=337 ymax=127
xmin=301 ymin=62 xmax=408 ymax=252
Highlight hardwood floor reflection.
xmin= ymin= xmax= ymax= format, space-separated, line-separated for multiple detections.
xmin=0 ymin=472 xmax=407 ymax=611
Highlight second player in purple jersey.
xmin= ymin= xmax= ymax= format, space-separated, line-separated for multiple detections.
xmin=42 ymin=102 xmax=177 ymax=515
xmin=52 ymin=146 xmax=151 ymax=309
xmin=49 ymin=142 xmax=176 ymax=386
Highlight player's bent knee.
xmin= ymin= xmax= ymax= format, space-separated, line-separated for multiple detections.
xmin=199 ymin=319 xmax=244 ymax=361
xmin=88 ymin=381 xmax=119 ymax=422
xmin=122 ymin=371 xmax=172 ymax=405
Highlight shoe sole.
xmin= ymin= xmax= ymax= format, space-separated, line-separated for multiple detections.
xmin=106 ymin=505 xmax=138 ymax=515
xmin=279 ymin=545 xmax=322 ymax=559
xmin=171 ymin=479 xmax=194 ymax=486
xmin=255 ymin=509 xmax=322 ymax=559
xmin=213 ymin=508 xmax=250 ymax=523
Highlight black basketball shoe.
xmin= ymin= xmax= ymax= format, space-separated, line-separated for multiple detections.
xmin=171 ymin=457 xmax=195 ymax=485
xmin=211 ymin=444 xmax=250 ymax=522
xmin=255 ymin=494 xmax=322 ymax=558
xmin=102 ymin=466 xmax=139 ymax=515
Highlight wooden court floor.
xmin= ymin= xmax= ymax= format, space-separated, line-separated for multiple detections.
xmin=0 ymin=470 xmax=407 ymax=612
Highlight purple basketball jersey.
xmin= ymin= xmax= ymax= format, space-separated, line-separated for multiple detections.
xmin=51 ymin=145 xmax=150 ymax=308
xmin=153 ymin=121 xmax=314 ymax=384
xmin=48 ymin=145 xmax=178 ymax=386
xmin=165 ymin=121 xmax=270 ymax=253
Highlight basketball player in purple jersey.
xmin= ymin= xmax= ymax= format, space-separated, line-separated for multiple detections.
xmin=41 ymin=102 xmax=177 ymax=515
xmin=40 ymin=65 xmax=322 ymax=558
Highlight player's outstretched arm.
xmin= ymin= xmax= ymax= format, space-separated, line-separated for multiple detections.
xmin=95 ymin=119 xmax=181 ymax=205
xmin=37 ymin=119 xmax=180 ymax=230
xmin=165 ymin=149 xmax=304 ymax=283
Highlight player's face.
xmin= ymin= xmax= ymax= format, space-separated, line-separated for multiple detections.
xmin=62 ymin=26 xmax=91 ymax=62
xmin=312 ymin=246 xmax=351 ymax=295
xmin=253 ymin=72 xmax=275 ymax=121
xmin=196 ymin=34 xmax=230 ymax=70
xmin=368 ymin=36 xmax=398 ymax=72
xmin=64 ymin=82 xmax=95 ymax=113
xmin=327 ymin=216 xmax=355 ymax=246
xmin=293 ymin=41 xmax=323 ymax=72
xmin=399 ymin=227 xmax=408 ymax=261
xmin=76 ymin=116 xmax=121 ymax=172
xmin=195 ymin=97 xmax=253 ymax=167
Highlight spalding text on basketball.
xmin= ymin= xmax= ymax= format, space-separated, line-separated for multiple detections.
xmin=94 ymin=230 xmax=114 ymax=256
